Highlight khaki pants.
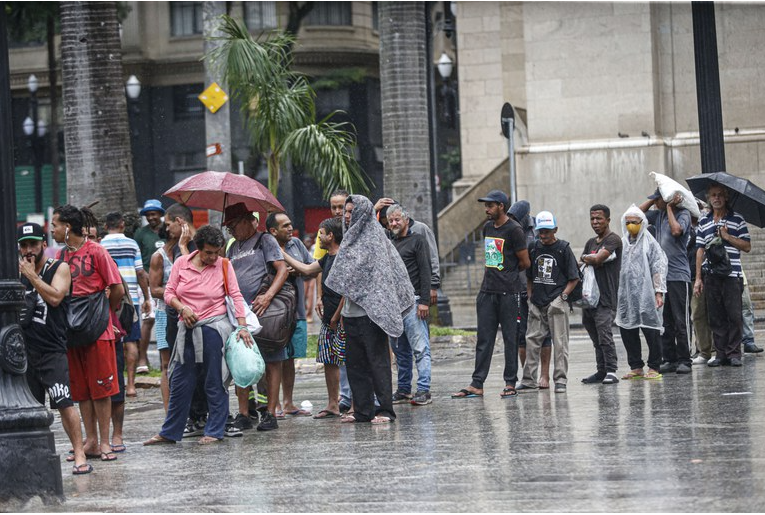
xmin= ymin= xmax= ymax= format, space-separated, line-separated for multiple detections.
xmin=521 ymin=296 xmax=569 ymax=387
xmin=691 ymin=290 xmax=714 ymax=359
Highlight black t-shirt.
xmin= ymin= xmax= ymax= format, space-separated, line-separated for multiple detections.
xmin=583 ymin=232 xmax=622 ymax=309
xmin=526 ymin=239 xmax=580 ymax=307
xmin=318 ymin=253 xmax=343 ymax=325
xmin=480 ymin=218 xmax=528 ymax=294
xmin=21 ymin=259 xmax=69 ymax=354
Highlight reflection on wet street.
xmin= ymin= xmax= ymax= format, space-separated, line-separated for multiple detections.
xmin=40 ymin=330 xmax=765 ymax=512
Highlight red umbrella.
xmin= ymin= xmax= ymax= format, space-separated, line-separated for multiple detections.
xmin=163 ymin=171 xmax=284 ymax=215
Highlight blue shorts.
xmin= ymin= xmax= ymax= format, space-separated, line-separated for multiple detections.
xmin=125 ymin=306 xmax=141 ymax=342
xmin=287 ymin=320 xmax=308 ymax=359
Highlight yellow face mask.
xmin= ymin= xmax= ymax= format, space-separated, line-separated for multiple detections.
xmin=626 ymin=221 xmax=641 ymax=236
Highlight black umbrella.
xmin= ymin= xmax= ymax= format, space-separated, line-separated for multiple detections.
xmin=685 ymin=171 xmax=765 ymax=228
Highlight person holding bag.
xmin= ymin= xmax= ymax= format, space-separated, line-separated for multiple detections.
xmin=144 ymin=226 xmax=253 ymax=446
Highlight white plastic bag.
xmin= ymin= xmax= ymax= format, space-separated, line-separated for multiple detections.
xmin=649 ymin=172 xmax=701 ymax=218
xmin=224 ymin=296 xmax=263 ymax=335
xmin=576 ymin=264 xmax=600 ymax=309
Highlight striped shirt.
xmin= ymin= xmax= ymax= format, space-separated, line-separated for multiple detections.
xmin=695 ymin=211 xmax=749 ymax=278
xmin=101 ymin=233 xmax=144 ymax=304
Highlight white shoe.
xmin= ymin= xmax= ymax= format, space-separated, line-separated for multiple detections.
xmin=692 ymin=355 xmax=708 ymax=365
xmin=707 ymin=357 xmax=716 ymax=364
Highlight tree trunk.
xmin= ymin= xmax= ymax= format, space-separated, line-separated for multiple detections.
xmin=47 ymin=11 xmax=60 ymax=208
xmin=203 ymin=1 xmax=231 ymax=224
xmin=60 ymin=1 xmax=135 ymax=217
xmin=379 ymin=2 xmax=433 ymax=227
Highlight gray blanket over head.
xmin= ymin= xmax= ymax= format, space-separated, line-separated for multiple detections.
xmin=325 ymin=194 xmax=415 ymax=337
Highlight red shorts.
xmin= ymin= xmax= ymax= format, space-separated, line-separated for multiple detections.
xmin=67 ymin=339 xmax=120 ymax=401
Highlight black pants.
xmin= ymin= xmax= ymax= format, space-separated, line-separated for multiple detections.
xmin=661 ymin=281 xmax=692 ymax=366
xmin=620 ymin=326 xmax=662 ymax=371
xmin=582 ymin=305 xmax=618 ymax=373
xmin=704 ymin=274 xmax=744 ymax=360
xmin=472 ymin=291 xmax=519 ymax=389
xmin=344 ymin=316 xmax=395 ymax=422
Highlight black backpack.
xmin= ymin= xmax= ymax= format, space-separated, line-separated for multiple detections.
xmin=115 ymin=275 xmax=137 ymax=335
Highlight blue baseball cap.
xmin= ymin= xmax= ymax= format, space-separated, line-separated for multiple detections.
xmin=140 ymin=199 xmax=165 ymax=216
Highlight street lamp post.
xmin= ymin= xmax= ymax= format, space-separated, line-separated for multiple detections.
xmin=0 ymin=9 xmax=63 ymax=503
xmin=24 ymin=74 xmax=47 ymax=214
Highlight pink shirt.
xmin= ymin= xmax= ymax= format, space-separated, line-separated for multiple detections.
xmin=165 ymin=252 xmax=246 ymax=321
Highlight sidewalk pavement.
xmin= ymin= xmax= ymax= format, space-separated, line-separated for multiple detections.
xmin=12 ymin=329 xmax=765 ymax=512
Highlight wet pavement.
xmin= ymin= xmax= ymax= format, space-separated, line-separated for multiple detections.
xmin=16 ymin=329 xmax=765 ymax=512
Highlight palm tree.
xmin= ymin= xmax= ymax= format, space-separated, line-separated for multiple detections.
xmin=60 ymin=1 xmax=135 ymax=215
xmin=206 ymin=15 xmax=371 ymax=196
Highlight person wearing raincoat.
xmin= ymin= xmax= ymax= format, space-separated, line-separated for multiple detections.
xmin=615 ymin=205 xmax=668 ymax=380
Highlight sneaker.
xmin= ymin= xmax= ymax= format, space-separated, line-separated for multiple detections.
xmin=676 ymin=363 xmax=692 ymax=374
xmin=602 ymin=373 xmax=619 ymax=384
xmin=257 ymin=412 xmax=278 ymax=431
xmin=581 ymin=372 xmax=606 ymax=384
xmin=232 ymin=413 xmax=254 ymax=431
xmin=744 ymin=343 xmax=764 ymax=353
xmin=659 ymin=362 xmax=678 ymax=374
xmin=392 ymin=391 xmax=413 ymax=404
xmin=707 ymin=358 xmax=722 ymax=367
xmin=182 ymin=418 xmax=205 ymax=438
xmin=554 ymin=383 xmax=566 ymax=394
xmin=730 ymin=357 xmax=743 ymax=367
xmin=410 ymin=390 xmax=432 ymax=406
xmin=223 ymin=424 xmax=243 ymax=438
xmin=691 ymin=355 xmax=708 ymax=365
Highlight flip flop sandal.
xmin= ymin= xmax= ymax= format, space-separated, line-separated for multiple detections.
xmin=500 ymin=387 xmax=517 ymax=398
xmin=198 ymin=436 xmax=222 ymax=445
xmin=110 ymin=443 xmax=126 ymax=453
xmin=72 ymin=463 xmax=93 ymax=475
xmin=340 ymin=414 xmax=356 ymax=423
xmin=67 ymin=452 xmax=101 ymax=462
xmin=450 ymin=388 xmax=483 ymax=399
xmin=622 ymin=371 xmax=644 ymax=380
xmin=100 ymin=452 xmax=118 ymax=462
xmin=371 ymin=416 xmax=392 ymax=424
xmin=275 ymin=410 xmax=286 ymax=420
xmin=313 ymin=410 xmax=340 ymax=419
xmin=285 ymin=409 xmax=312 ymax=417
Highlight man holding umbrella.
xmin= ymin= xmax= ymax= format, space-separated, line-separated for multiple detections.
xmin=694 ymin=184 xmax=751 ymax=367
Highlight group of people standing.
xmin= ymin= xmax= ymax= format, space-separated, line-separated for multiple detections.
xmin=17 ymin=179 xmax=761 ymax=470
xmin=452 ymin=182 xmax=760 ymax=399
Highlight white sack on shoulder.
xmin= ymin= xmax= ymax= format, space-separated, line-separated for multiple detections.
xmin=649 ymin=171 xmax=701 ymax=218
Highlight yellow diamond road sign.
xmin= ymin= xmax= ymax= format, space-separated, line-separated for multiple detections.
xmin=198 ymin=82 xmax=229 ymax=114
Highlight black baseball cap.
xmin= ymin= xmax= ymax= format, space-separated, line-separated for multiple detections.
xmin=648 ymin=188 xmax=662 ymax=200
xmin=17 ymin=222 xmax=45 ymax=243
xmin=477 ymin=189 xmax=509 ymax=207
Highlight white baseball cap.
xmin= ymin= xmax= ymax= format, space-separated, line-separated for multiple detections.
xmin=535 ymin=211 xmax=557 ymax=230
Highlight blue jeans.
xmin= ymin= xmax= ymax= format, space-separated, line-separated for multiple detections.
xmin=742 ymin=281 xmax=755 ymax=345
xmin=160 ymin=326 xmax=228 ymax=441
xmin=391 ymin=307 xmax=431 ymax=393
xmin=339 ymin=364 xmax=352 ymax=407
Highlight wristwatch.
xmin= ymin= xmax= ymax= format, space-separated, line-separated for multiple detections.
xmin=560 ymin=293 xmax=569 ymax=301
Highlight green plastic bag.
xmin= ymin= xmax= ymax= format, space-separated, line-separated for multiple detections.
xmin=225 ymin=330 xmax=265 ymax=388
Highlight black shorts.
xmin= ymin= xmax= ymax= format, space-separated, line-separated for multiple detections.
xmin=25 ymin=348 xmax=74 ymax=409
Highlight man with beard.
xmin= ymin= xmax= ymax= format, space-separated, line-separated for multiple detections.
xmin=452 ymin=190 xmax=530 ymax=399
xmin=18 ymin=223 xmax=91 ymax=474
xmin=386 ymin=204 xmax=432 ymax=406
xmin=132 ymin=199 xmax=166 ymax=375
